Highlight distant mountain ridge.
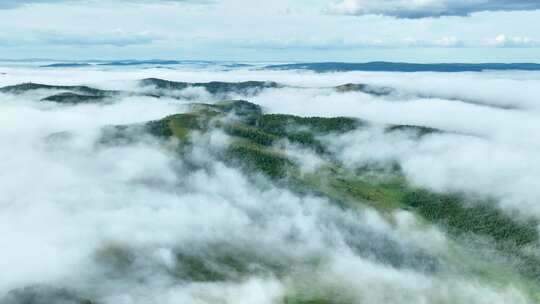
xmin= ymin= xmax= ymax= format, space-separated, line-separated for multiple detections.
xmin=41 ymin=63 xmax=92 ymax=68
xmin=265 ymin=61 xmax=540 ymax=72
xmin=0 ymin=79 xmax=519 ymax=110
xmin=39 ymin=60 xmax=245 ymax=68
xmin=23 ymin=60 xmax=540 ymax=72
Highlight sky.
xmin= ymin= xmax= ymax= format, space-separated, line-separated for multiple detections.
xmin=0 ymin=0 xmax=540 ymax=62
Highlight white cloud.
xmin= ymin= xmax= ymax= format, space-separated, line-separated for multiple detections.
xmin=487 ymin=34 xmax=540 ymax=48
xmin=0 ymin=66 xmax=535 ymax=303
xmin=435 ymin=36 xmax=463 ymax=47
xmin=44 ymin=30 xmax=158 ymax=47
xmin=0 ymin=0 xmax=214 ymax=9
xmin=0 ymin=0 xmax=539 ymax=60
xmin=327 ymin=0 xmax=540 ymax=18
xmin=401 ymin=36 xmax=464 ymax=47
xmin=0 ymin=29 xmax=163 ymax=47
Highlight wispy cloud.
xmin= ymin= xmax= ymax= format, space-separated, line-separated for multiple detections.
xmin=44 ymin=30 xmax=157 ymax=47
xmin=0 ymin=30 xmax=159 ymax=47
xmin=0 ymin=0 xmax=215 ymax=9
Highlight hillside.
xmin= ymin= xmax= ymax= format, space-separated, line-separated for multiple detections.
xmin=2 ymin=76 xmax=540 ymax=304
xmin=96 ymin=99 xmax=540 ymax=303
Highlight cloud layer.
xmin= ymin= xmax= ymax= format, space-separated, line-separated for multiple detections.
xmin=328 ymin=0 xmax=540 ymax=18
xmin=1 ymin=65 xmax=538 ymax=303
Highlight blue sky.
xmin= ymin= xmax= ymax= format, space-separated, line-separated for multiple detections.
xmin=0 ymin=0 xmax=539 ymax=62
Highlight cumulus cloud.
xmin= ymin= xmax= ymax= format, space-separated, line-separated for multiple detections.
xmin=327 ymin=0 xmax=540 ymax=18
xmin=486 ymin=34 xmax=540 ymax=48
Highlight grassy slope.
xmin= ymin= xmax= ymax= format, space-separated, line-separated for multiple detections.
xmin=143 ymin=100 xmax=540 ymax=301
xmin=6 ymin=80 xmax=538 ymax=302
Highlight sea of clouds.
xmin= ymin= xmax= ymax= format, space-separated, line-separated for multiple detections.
xmin=0 ymin=65 xmax=538 ymax=303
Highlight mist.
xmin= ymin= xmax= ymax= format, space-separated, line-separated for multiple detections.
xmin=1 ymin=65 xmax=539 ymax=303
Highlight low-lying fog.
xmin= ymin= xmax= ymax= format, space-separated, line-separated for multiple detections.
xmin=1 ymin=65 xmax=539 ymax=303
